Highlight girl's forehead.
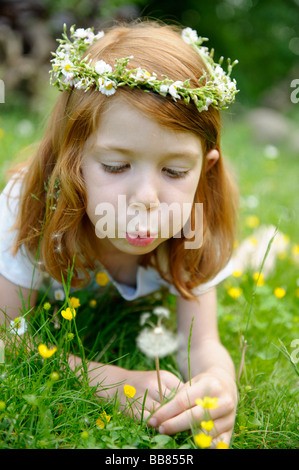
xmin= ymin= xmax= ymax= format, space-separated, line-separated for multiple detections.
xmin=91 ymin=96 xmax=203 ymax=156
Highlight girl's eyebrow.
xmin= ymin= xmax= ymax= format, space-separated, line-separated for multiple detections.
xmin=93 ymin=145 xmax=200 ymax=161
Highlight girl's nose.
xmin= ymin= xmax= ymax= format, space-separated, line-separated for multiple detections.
xmin=128 ymin=176 xmax=160 ymax=211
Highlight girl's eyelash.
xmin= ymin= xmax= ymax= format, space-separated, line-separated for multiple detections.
xmin=163 ymin=168 xmax=189 ymax=178
xmin=101 ymin=163 xmax=189 ymax=178
xmin=101 ymin=163 xmax=130 ymax=173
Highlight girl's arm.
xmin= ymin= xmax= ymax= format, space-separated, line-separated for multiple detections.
xmin=0 ymin=274 xmax=181 ymax=422
xmin=148 ymin=288 xmax=238 ymax=445
xmin=176 ymin=288 xmax=236 ymax=381
xmin=0 ymin=274 xmax=37 ymax=324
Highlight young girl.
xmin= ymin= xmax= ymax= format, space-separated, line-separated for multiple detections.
xmin=0 ymin=21 xmax=239 ymax=445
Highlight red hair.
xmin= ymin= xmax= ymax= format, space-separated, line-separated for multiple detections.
xmin=11 ymin=20 xmax=239 ymax=299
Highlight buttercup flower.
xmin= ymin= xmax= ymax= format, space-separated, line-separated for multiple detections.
xmin=123 ymin=384 xmax=136 ymax=399
xmin=274 ymin=287 xmax=286 ymax=299
xmin=195 ymin=396 xmax=219 ymax=409
xmin=227 ymin=287 xmax=242 ymax=299
xmin=38 ymin=344 xmax=57 ymax=359
xmin=253 ymin=271 xmax=265 ymax=286
xmin=232 ymin=270 xmax=243 ymax=278
xmin=96 ymin=271 xmax=110 ymax=286
xmin=69 ymin=297 xmax=80 ymax=308
xmin=216 ymin=441 xmax=229 ymax=449
xmin=245 ymin=215 xmax=260 ymax=228
xmin=10 ymin=317 xmax=27 ymax=336
xmin=89 ymin=299 xmax=97 ymax=307
xmin=61 ymin=307 xmax=76 ymax=320
xmin=43 ymin=302 xmax=51 ymax=311
xmin=96 ymin=410 xmax=111 ymax=428
xmin=200 ymin=420 xmax=214 ymax=432
xmin=194 ymin=432 xmax=212 ymax=449
xmin=291 ymin=244 xmax=299 ymax=264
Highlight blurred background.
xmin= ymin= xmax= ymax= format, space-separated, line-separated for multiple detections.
xmin=0 ymin=0 xmax=298 ymax=241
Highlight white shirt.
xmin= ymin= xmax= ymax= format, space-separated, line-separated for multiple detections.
xmin=0 ymin=177 xmax=233 ymax=301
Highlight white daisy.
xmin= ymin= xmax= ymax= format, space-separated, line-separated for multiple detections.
xmin=95 ymin=60 xmax=112 ymax=75
xmin=74 ymin=28 xmax=88 ymax=39
xmin=182 ymin=27 xmax=199 ymax=45
xmin=168 ymin=81 xmax=183 ymax=101
xmin=54 ymin=288 xmax=65 ymax=301
xmin=10 ymin=317 xmax=27 ymax=336
xmin=98 ymin=78 xmax=116 ymax=96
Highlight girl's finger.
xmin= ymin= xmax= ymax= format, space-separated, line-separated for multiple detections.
xmin=210 ymin=431 xmax=232 ymax=449
xmin=149 ymin=394 xmax=234 ymax=435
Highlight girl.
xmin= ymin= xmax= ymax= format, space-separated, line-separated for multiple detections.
xmin=0 ymin=21 xmax=239 ymax=445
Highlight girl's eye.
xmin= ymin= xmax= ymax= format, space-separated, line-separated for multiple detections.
xmin=163 ymin=168 xmax=189 ymax=178
xmin=101 ymin=163 xmax=130 ymax=173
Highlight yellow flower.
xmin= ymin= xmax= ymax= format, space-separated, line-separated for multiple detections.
xmin=245 ymin=215 xmax=260 ymax=228
xmin=227 ymin=287 xmax=242 ymax=299
xmin=194 ymin=432 xmax=212 ymax=449
xmin=232 ymin=270 xmax=243 ymax=278
xmin=249 ymin=236 xmax=258 ymax=246
xmin=61 ymin=307 xmax=76 ymax=320
xmin=89 ymin=299 xmax=97 ymax=307
xmin=38 ymin=344 xmax=57 ymax=359
xmin=253 ymin=271 xmax=265 ymax=286
xmin=201 ymin=420 xmax=214 ymax=432
xmin=69 ymin=297 xmax=80 ymax=308
xmin=96 ymin=411 xmax=111 ymax=429
xmin=43 ymin=302 xmax=51 ymax=311
xmin=274 ymin=287 xmax=286 ymax=299
xmin=216 ymin=441 xmax=229 ymax=449
xmin=291 ymin=244 xmax=299 ymax=258
xmin=96 ymin=272 xmax=110 ymax=286
xmin=123 ymin=384 xmax=136 ymax=398
xmin=195 ymin=396 xmax=219 ymax=409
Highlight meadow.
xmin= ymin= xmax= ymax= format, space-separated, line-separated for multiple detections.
xmin=0 ymin=94 xmax=298 ymax=449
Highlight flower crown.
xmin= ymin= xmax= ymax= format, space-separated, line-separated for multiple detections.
xmin=50 ymin=25 xmax=239 ymax=113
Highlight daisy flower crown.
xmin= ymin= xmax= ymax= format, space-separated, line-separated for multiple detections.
xmin=50 ymin=25 xmax=239 ymax=113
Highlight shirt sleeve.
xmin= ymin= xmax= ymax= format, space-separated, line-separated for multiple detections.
xmin=167 ymin=258 xmax=234 ymax=297
xmin=0 ymin=177 xmax=43 ymax=289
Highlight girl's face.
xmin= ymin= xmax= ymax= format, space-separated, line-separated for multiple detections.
xmin=81 ymin=96 xmax=212 ymax=257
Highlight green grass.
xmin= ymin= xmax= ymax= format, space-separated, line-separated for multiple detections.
xmin=0 ymin=97 xmax=298 ymax=449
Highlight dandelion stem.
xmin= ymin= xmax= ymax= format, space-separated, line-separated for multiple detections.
xmin=188 ymin=316 xmax=194 ymax=386
xmin=237 ymin=337 xmax=248 ymax=384
xmin=155 ymin=356 xmax=163 ymax=402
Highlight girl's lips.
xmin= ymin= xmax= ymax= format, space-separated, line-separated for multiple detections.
xmin=125 ymin=232 xmax=157 ymax=246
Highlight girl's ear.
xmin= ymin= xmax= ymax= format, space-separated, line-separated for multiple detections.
xmin=205 ymin=149 xmax=219 ymax=172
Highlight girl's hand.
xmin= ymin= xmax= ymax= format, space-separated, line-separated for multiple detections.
xmin=117 ymin=369 xmax=183 ymax=422
xmin=148 ymin=368 xmax=238 ymax=446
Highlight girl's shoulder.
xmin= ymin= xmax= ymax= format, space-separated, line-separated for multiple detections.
xmin=0 ymin=173 xmax=43 ymax=290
